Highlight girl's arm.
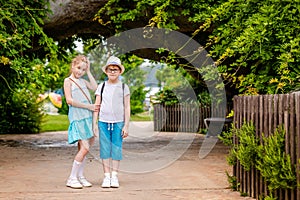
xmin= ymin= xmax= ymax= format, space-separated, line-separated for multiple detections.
xmin=84 ymin=60 xmax=98 ymax=91
xmin=64 ymin=78 xmax=95 ymax=111
xmin=122 ymin=94 xmax=131 ymax=138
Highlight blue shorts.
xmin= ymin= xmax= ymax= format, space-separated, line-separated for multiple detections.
xmin=99 ymin=121 xmax=124 ymax=160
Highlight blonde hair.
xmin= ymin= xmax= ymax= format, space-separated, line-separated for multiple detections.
xmin=71 ymin=55 xmax=88 ymax=68
xmin=68 ymin=55 xmax=88 ymax=75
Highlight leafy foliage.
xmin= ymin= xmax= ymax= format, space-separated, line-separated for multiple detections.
xmin=0 ymin=0 xmax=59 ymax=133
xmin=220 ymin=122 xmax=297 ymax=195
xmin=196 ymin=1 xmax=300 ymax=94
xmin=220 ymin=122 xmax=259 ymax=170
xmin=0 ymin=87 xmax=44 ymax=134
xmin=95 ymin=0 xmax=300 ymax=95
xmin=2 ymin=0 xmax=300 ymax=132
xmin=257 ymin=126 xmax=297 ymax=191
xmin=234 ymin=122 xmax=258 ymax=171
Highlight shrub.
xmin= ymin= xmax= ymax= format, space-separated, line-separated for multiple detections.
xmin=256 ymin=126 xmax=297 ymax=191
xmin=0 ymin=88 xmax=44 ymax=134
xmin=220 ymin=122 xmax=297 ymax=195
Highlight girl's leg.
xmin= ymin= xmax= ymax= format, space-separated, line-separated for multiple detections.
xmin=69 ymin=159 xmax=81 ymax=180
xmin=69 ymin=141 xmax=89 ymax=179
xmin=67 ymin=141 xmax=89 ymax=189
xmin=75 ymin=140 xmax=89 ymax=162
xmin=78 ymin=156 xmax=87 ymax=177
xmin=76 ymin=140 xmax=92 ymax=187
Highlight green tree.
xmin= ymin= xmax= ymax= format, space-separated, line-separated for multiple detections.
xmin=95 ymin=0 xmax=300 ymax=96
xmin=2 ymin=0 xmax=300 ymax=133
xmin=0 ymin=0 xmax=59 ymax=133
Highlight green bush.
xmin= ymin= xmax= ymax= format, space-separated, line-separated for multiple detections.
xmin=219 ymin=122 xmax=258 ymax=171
xmin=153 ymin=89 xmax=179 ymax=105
xmin=0 ymin=89 xmax=44 ymax=134
xmin=58 ymin=96 xmax=69 ymax=115
xmin=220 ymin=122 xmax=297 ymax=195
xmin=257 ymin=126 xmax=296 ymax=191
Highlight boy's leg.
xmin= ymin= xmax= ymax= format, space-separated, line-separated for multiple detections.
xmin=111 ymin=122 xmax=124 ymax=162
xmin=112 ymin=160 xmax=120 ymax=172
xmin=110 ymin=122 xmax=124 ymax=188
xmin=102 ymin=159 xmax=111 ymax=173
xmin=99 ymin=122 xmax=112 ymax=163
xmin=99 ymin=122 xmax=113 ymax=187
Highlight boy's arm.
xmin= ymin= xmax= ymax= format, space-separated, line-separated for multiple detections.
xmin=93 ymin=94 xmax=101 ymax=135
xmin=122 ymin=94 xmax=130 ymax=138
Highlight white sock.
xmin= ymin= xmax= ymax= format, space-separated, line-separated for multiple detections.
xmin=111 ymin=171 xmax=118 ymax=178
xmin=78 ymin=157 xmax=86 ymax=178
xmin=104 ymin=172 xmax=110 ymax=178
xmin=69 ymin=160 xmax=81 ymax=179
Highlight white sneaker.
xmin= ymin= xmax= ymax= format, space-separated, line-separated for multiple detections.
xmin=101 ymin=176 xmax=111 ymax=188
xmin=110 ymin=176 xmax=119 ymax=188
xmin=66 ymin=178 xmax=83 ymax=189
xmin=78 ymin=176 xmax=92 ymax=187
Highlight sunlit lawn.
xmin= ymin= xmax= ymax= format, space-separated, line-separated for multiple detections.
xmin=41 ymin=112 xmax=152 ymax=132
xmin=40 ymin=114 xmax=69 ymax=132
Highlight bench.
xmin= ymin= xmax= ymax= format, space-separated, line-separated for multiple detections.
xmin=204 ymin=117 xmax=233 ymax=137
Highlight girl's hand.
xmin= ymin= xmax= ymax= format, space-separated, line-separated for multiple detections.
xmin=95 ymin=104 xmax=100 ymax=112
xmin=87 ymin=104 xmax=100 ymax=112
xmin=87 ymin=104 xmax=94 ymax=111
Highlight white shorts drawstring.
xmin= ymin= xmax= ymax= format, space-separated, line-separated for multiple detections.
xmin=107 ymin=123 xmax=114 ymax=131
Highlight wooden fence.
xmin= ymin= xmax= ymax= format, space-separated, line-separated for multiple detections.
xmin=153 ymin=103 xmax=229 ymax=132
xmin=233 ymin=93 xmax=300 ymax=200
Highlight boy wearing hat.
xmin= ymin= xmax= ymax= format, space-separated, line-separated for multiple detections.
xmin=93 ymin=56 xmax=130 ymax=188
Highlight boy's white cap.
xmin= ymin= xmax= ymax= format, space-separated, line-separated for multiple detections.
xmin=102 ymin=56 xmax=125 ymax=74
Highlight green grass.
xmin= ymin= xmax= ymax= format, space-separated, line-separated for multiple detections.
xmin=131 ymin=112 xmax=153 ymax=121
xmin=40 ymin=112 xmax=152 ymax=132
xmin=40 ymin=114 xmax=69 ymax=132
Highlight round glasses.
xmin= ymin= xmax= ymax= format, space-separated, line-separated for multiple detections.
xmin=107 ymin=68 xmax=120 ymax=73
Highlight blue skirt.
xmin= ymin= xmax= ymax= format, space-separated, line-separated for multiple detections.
xmin=68 ymin=117 xmax=94 ymax=144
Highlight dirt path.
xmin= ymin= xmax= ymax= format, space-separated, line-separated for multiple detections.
xmin=0 ymin=122 xmax=253 ymax=200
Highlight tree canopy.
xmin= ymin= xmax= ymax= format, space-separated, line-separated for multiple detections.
xmin=1 ymin=0 xmax=300 ymax=133
xmin=91 ymin=0 xmax=300 ymax=95
xmin=43 ymin=0 xmax=300 ymax=95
